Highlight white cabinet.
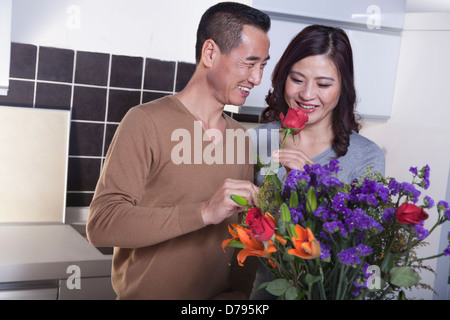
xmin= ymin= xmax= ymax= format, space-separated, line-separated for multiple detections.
xmin=243 ymin=0 xmax=406 ymax=120
xmin=0 ymin=0 xmax=12 ymax=96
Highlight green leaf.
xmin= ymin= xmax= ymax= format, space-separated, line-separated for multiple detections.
xmin=305 ymin=274 xmax=322 ymax=287
xmin=306 ymin=186 xmax=317 ymax=215
xmin=285 ymin=286 xmax=299 ymax=300
xmin=276 ymin=216 xmax=287 ymax=235
xmin=266 ymin=279 xmax=291 ymax=296
xmin=289 ymin=190 xmax=299 ymax=208
xmin=282 ymin=247 xmax=295 ymax=262
xmin=389 ymin=266 xmax=421 ymax=287
xmin=256 ymin=281 xmax=270 ymax=292
xmin=280 ymin=203 xmax=291 ymax=223
xmin=380 ymin=251 xmax=395 ymax=274
xmin=226 ymin=239 xmax=246 ymax=249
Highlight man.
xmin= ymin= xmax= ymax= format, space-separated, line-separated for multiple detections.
xmin=87 ymin=2 xmax=270 ymax=299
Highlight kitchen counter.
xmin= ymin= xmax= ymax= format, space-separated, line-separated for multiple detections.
xmin=0 ymin=223 xmax=112 ymax=283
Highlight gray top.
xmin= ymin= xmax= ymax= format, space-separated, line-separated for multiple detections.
xmin=249 ymin=121 xmax=385 ymax=186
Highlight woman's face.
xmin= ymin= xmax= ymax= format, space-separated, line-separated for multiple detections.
xmin=284 ymin=54 xmax=341 ymax=127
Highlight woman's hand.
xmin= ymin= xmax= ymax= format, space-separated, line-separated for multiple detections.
xmin=272 ymin=149 xmax=314 ymax=171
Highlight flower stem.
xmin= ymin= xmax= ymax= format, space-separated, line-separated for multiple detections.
xmin=280 ymin=130 xmax=291 ymax=150
xmin=335 ymin=265 xmax=347 ymax=300
xmin=408 ymin=252 xmax=445 ymax=265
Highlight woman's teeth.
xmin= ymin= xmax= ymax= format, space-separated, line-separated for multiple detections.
xmin=299 ymin=103 xmax=318 ymax=109
xmin=238 ymin=86 xmax=250 ymax=92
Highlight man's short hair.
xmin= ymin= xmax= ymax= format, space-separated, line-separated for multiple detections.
xmin=195 ymin=2 xmax=271 ymax=64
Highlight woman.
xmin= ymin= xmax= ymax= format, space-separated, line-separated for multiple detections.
xmin=250 ymin=25 xmax=385 ymax=299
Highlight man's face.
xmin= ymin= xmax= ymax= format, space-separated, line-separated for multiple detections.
xmin=209 ymin=25 xmax=270 ymax=107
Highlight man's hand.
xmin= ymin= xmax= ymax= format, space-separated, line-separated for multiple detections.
xmin=201 ymin=178 xmax=259 ymax=226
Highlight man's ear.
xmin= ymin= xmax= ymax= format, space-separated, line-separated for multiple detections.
xmin=201 ymin=39 xmax=218 ymax=68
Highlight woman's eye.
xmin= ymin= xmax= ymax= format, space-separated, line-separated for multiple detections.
xmin=318 ymin=83 xmax=332 ymax=88
xmin=290 ymin=77 xmax=303 ymax=84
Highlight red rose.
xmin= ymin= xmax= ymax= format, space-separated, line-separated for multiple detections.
xmin=280 ymin=108 xmax=308 ymax=135
xmin=395 ymin=203 xmax=429 ymax=225
xmin=245 ymin=207 xmax=275 ymax=242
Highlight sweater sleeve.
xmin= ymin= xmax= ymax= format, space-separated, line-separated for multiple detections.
xmin=87 ymin=107 xmax=205 ymax=249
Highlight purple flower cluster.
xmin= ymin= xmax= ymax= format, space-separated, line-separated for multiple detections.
xmin=280 ymin=160 xmax=449 ymax=299
xmin=438 ymin=201 xmax=450 ymax=220
xmin=352 ymin=263 xmax=371 ymax=297
xmin=284 ymin=160 xmax=383 ymax=247
xmin=338 ymin=244 xmax=373 ymax=266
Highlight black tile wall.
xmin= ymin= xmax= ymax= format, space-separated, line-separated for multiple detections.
xmin=75 ymin=51 xmax=109 ymax=86
xmin=0 ymin=80 xmax=34 ymax=108
xmin=110 ymin=55 xmax=143 ymax=89
xmin=35 ymin=82 xmax=72 ymax=110
xmin=2 ymin=42 xmax=257 ymax=208
xmin=72 ymin=86 xmax=107 ymax=121
xmin=2 ymin=42 xmax=197 ymax=207
xmin=176 ymin=62 xmax=196 ymax=92
xmin=107 ymin=89 xmax=141 ymax=123
xmin=37 ymin=47 xmax=74 ymax=83
xmin=144 ymin=58 xmax=176 ymax=92
xmin=10 ymin=43 xmax=37 ymax=79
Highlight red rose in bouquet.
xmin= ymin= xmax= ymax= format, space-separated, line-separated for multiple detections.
xmin=395 ymin=203 xmax=429 ymax=225
xmin=246 ymin=207 xmax=275 ymax=241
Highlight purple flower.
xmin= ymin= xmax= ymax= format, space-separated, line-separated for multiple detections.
xmin=409 ymin=167 xmax=418 ymax=175
xmin=438 ymin=201 xmax=450 ymax=220
xmin=382 ymin=207 xmax=395 ymax=222
xmin=323 ymin=220 xmax=347 ymax=237
xmin=345 ymin=208 xmax=383 ymax=232
xmin=355 ymin=244 xmax=373 ymax=256
xmin=420 ymin=165 xmax=431 ymax=190
xmin=338 ymin=248 xmax=361 ymax=266
xmin=438 ymin=201 xmax=449 ymax=210
xmin=320 ymin=243 xmax=331 ymax=261
xmin=444 ymin=244 xmax=450 ymax=256
xmin=338 ymin=245 xmax=373 ymax=266
xmin=332 ymin=192 xmax=350 ymax=213
xmin=289 ymin=206 xmax=304 ymax=224
xmin=423 ymin=196 xmax=434 ymax=209
xmin=414 ymin=224 xmax=429 ymax=240
xmin=400 ymin=182 xmax=421 ymax=203
xmin=388 ymin=179 xmax=400 ymax=196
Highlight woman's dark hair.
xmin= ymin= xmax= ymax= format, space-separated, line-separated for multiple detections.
xmin=195 ymin=2 xmax=271 ymax=64
xmin=261 ymin=24 xmax=360 ymax=157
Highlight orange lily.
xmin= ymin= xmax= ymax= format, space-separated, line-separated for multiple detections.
xmin=288 ymin=225 xmax=321 ymax=259
xmin=235 ymin=225 xmax=277 ymax=266
xmin=222 ymin=224 xmax=239 ymax=252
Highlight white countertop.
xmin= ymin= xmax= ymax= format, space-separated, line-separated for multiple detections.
xmin=0 ymin=224 xmax=112 ymax=283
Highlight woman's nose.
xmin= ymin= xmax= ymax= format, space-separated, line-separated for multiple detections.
xmin=299 ymin=82 xmax=316 ymax=100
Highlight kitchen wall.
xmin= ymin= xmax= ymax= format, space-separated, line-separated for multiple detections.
xmin=360 ymin=11 xmax=450 ymax=299
xmin=1 ymin=0 xmax=251 ymax=213
xmin=0 ymin=41 xmax=197 ymax=208
xmin=1 ymin=0 xmax=449 ymax=299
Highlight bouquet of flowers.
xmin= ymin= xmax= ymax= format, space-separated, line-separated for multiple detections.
xmin=222 ymin=109 xmax=450 ymax=300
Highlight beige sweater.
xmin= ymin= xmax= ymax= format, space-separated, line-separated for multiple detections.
xmin=87 ymin=95 xmax=255 ymax=299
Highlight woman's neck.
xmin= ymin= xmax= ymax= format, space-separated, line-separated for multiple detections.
xmin=282 ymin=122 xmax=334 ymax=159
